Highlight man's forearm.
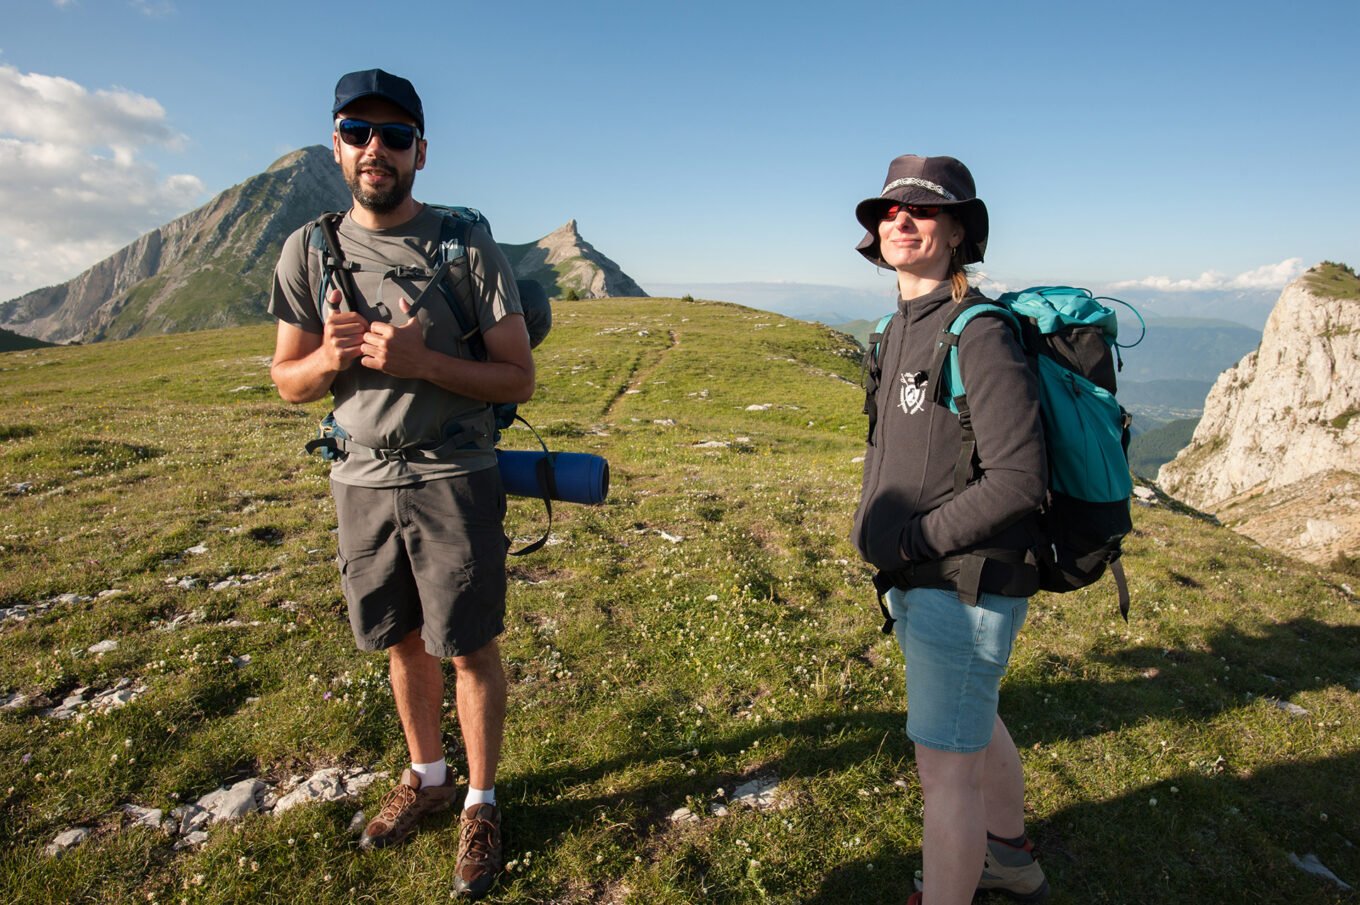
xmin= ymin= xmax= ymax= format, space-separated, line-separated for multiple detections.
xmin=271 ymin=350 xmax=342 ymax=404
xmin=409 ymin=350 xmax=535 ymax=404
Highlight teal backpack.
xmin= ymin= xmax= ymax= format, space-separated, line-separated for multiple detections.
xmin=866 ymin=286 xmax=1144 ymax=619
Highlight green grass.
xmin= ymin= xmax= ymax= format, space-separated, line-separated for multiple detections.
xmin=1128 ymin=417 xmax=1199 ymax=478
xmin=1305 ymin=261 xmax=1360 ymax=302
xmin=0 ymin=299 xmax=1357 ymax=903
xmin=1330 ymin=408 xmax=1359 ymax=431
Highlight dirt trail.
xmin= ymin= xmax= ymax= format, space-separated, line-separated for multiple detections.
xmin=601 ymin=329 xmax=679 ymax=419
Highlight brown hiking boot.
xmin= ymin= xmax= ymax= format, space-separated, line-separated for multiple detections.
xmin=358 ymin=768 xmax=456 ymax=850
xmin=452 ymin=803 xmax=502 ymax=899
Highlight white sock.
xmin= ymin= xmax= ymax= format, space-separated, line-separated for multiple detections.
xmin=464 ymin=785 xmax=496 ymax=809
xmin=411 ymin=757 xmax=447 ymax=788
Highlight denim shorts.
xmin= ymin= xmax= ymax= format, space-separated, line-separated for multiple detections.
xmin=886 ymin=586 xmax=1028 ymax=753
xmin=332 ymin=469 xmax=508 ymax=658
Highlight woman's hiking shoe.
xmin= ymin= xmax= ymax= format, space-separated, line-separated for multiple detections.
xmin=358 ymin=768 xmax=456 ymax=850
xmin=913 ymin=835 xmax=1050 ymax=903
xmin=452 ymin=803 xmax=502 ymax=899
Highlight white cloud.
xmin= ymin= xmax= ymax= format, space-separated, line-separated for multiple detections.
xmin=0 ymin=65 xmax=204 ymax=301
xmin=1110 ymin=258 xmax=1306 ymax=292
xmin=130 ymin=0 xmax=177 ymax=16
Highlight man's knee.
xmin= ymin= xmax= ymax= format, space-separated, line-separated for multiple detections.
xmin=451 ymin=638 xmax=502 ymax=675
xmin=389 ymin=628 xmax=430 ymax=658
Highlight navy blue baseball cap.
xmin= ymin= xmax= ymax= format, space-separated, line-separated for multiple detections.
xmin=332 ymin=69 xmax=425 ymax=135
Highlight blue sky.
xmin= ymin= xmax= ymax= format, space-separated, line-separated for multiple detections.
xmin=3 ymin=0 xmax=1357 ymax=311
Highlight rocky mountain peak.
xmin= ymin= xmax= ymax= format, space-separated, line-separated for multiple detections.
xmin=501 ymin=219 xmax=647 ymax=300
xmin=267 ymin=145 xmax=332 ymax=173
xmin=1158 ymin=262 xmax=1360 ymax=567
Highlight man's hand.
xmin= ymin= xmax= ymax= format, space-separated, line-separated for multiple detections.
xmin=360 ymin=298 xmax=430 ymax=379
xmin=322 ymin=289 xmax=370 ymax=371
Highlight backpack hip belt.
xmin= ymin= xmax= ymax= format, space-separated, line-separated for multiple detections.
xmin=305 ymin=408 xmax=494 ymax=463
xmin=872 ymin=548 xmax=1040 ymax=632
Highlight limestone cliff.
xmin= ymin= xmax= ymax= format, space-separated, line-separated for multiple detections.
xmin=1158 ymin=263 xmax=1360 ymax=566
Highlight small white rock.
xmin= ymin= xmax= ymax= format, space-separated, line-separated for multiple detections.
xmin=122 ymin=804 xmax=164 ymax=829
xmin=1270 ymin=698 xmax=1309 ymax=717
xmin=45 ymin=827 xmax=90 ymax=857
xmin=1288 ymin=852 xmax=1353 ymax=890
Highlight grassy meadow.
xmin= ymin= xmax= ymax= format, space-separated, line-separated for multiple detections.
xmin=0 ymin=297 xmax=1357 ymax=904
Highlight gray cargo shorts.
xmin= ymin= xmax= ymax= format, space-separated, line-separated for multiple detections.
xmin=331 ymin=468 xmax=508 ymax=658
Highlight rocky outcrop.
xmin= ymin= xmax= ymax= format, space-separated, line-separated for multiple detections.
xmin=1158 ymin=264 xmax=1360 ymax=566
xmin=501 ymin=219 xmax=648 ymax=299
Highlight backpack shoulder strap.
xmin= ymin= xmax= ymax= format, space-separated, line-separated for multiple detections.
xmin=427 ymin=207 xmax=489 ymax=361
xmin=861 ymin=311 xmax=897 ymax=444
xmin=926 ymin=299 xmax=1022 ymax=497
xmin=305 ymin=211 xmax=356 ymax=321
xmin=927 ymin=300 xmax=1021 ymax=412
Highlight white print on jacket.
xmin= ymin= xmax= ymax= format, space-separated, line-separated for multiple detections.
xmin=898 ymin=370 xmax=928 ymax=415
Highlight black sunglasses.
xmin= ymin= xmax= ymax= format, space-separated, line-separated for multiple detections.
xmin=337 ymin=118 xmax=421 ymax=151
xmin=880 ymin=202 xmax=943 ymax=221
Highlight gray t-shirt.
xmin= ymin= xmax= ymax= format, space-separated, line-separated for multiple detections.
xmin=269 ymin=205 xmax=523 ymax=488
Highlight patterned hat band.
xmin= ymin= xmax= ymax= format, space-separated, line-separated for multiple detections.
xmin=881 ymin=177 xmax=957 ymax=202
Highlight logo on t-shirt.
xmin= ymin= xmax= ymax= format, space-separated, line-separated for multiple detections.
xmin=898 ymin=370 xmax=928 ymax=415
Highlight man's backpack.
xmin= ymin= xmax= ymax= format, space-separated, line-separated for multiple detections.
xmin=304 ymin=205 xmax=551 ymax=438
xmin=301 ymin=205 xmax=561 ymax=554
xmin=865 ymin=286 xmax=1143 ymax=620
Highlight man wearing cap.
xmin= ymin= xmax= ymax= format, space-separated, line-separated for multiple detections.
xmin=268 ymin=68 xmax=532 ymax=899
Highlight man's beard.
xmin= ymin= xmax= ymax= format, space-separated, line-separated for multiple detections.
xmin=345 ymin=161 xmax=414 ymax=214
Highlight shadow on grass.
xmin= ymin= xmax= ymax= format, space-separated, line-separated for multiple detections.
xmin=802 ymin=749 xmax=1360 ymax=904
xmin=1004 ymin=617 xmax=1360 ymax=744
xmin=1018 ymin=750 xmax=1360 ymax=904
xmin=474 ymin=616 xmax=1360 ymax=901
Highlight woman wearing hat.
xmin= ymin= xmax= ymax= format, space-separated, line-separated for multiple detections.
xmin=851 ymin=155 xmax=1050 ymax=905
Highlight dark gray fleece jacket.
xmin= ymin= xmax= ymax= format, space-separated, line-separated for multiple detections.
xmin=852 ymin=284 xmax=1047 ymax=573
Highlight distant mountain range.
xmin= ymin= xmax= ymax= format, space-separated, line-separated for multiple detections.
xmin=654 ymin=280 xmax=1282 ymax=333
xmin=0 ymin=146 xmax=645 ymax=345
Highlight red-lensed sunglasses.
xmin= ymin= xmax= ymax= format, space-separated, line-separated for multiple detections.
xmin=880 ymin=202 xmax=943 ymax=221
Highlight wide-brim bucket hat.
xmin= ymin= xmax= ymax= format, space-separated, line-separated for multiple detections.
xmin=855 ymin=154 xmax=989 ymax=267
